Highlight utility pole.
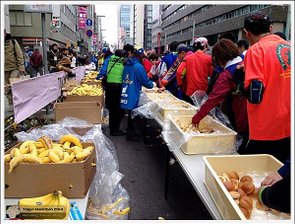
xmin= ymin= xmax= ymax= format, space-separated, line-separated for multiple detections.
xmin=41 ymin=13 xmax=48 ymax=75
xmin=192 ymin=19 xmax=195 ymax=45
xmin=41 ymin=13 xmax=50 ymax=115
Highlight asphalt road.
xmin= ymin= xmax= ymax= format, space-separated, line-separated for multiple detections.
xmin=102 ymin=116 xmax=213 ymax=220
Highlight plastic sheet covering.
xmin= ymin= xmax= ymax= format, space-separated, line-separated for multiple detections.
xmin=13 ymin=117 xmax=129 ymax=219
xmin=131 ymin=101 xmax=158 ymax=119
xmin=162 ymin=114 xmax=239 ymax=154
xmin=86 ymin=184 xmax=130 ymax=220
xmin=190 ymin=90 xmax=234 ymax=130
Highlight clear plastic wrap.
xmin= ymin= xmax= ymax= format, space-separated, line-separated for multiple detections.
xmin=13 ymin=116 xmax=129 ymax=220
xmin=131 ymin=101 xmax=158 ymax=119
xmin=162 ymin=114 xmax=239 ymax=154
xmin=86 ymin=184 xmax=130 ymax=220
xmin=190 ymin=90 xmax=234 ymax=129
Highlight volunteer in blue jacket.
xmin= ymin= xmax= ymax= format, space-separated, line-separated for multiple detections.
xmin=120 ymin=44 xmax=156 ymax=141
xmin=96 ymin=47 xmax=113 ymax=83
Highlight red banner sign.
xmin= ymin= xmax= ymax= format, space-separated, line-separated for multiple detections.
xmin=78 ymin=6 xmax=87 ymax=29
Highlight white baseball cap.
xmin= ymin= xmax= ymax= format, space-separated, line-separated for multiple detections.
xmin=194 ymin=37 xmax=208 ymax=46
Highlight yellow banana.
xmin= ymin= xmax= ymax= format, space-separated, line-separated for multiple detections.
xmin=38 ymin=150 xmax=49 ymax=158
xmin=19 ymin=192 xmax=55 ymax=207
xmin=20 ymin=146 xmax=30 ymax=154
xmin=29 ymin=143 xmax=38 ymax=157
xmin=75 ymin=150 xmax=91 ymax=161
xmin=63 ymin=152 xmax=70 ymax=159
xmin=113 ymin=207 xmax=130 ymax=216
xmin=19 ymin=141 xmax=35 ymax=152
xmin=52 ymin=143 xmax=62 ymax=147
xmin=41 ymin=157 xmax=52 ymax=163
xmin=13 ymin=148 xmax=22 ymax=157
xmin=50 ymin=148 xmax=64 ymax=160
xmin=34 ymin=141 xmax=44 ymax=148
xmin=5 ymin=154 xmax=11 ymax=163
xmin=60 ymin=134 xmax=82 ymax=148
xmin=72 ymin=146 xmax=83 ymax=155
xmin=9 ymin=154 xmax=43 ymax=173
xmin=37 ymin=148 xmax=46 ymax=154
xmin=63 ymin=141 xmax=71 ymax=149
xmin=38 ymin=136 xmax=53 ymax=150
xmin=66 ymin=148 xmax=73 ymax=154
xmin=58 ymin=155 xmax=75 ymax=164
xmin=48 ymin=151 xmax=60 ymax=163
xmin=84 ymin=146 xmax=94 ymax=152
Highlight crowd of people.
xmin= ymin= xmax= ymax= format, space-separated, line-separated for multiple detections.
xmin=95 ymin=11 xmax=290 ymax=213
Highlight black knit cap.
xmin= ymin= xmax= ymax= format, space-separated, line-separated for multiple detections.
xmin=244 ymin=11 xmax=271 ymax=35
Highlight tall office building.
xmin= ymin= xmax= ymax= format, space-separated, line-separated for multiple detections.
xmin=152 ymin=5 xmax=162 ymax=51
xmin=118 ymin=5 xmax=133 ymax=48
xmin=133 ymin=4 xmax=153 ymax=49
xmin=133 ymin=4 xmax=144 ymax=48
xmin=144 ymin=5 xmax=153 ymax=49
xmin=160 ymin=4 xmax=289 ymax=48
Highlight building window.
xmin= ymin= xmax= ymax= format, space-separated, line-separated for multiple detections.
xmin=10 ymin=11 xmax=32 ymax=26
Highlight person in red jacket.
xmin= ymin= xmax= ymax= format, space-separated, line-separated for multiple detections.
xmin=177 ymin=37 xmax=213 ymax=97
xmin=192 ymin=39 xmax=249 ymax=151
xmin=30 ymin=47 xmax=44 ymax=77
xmin=242 ymin=11 xmax=290 ymax=163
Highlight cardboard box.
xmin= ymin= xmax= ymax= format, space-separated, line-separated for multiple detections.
xmin=5 ymin=143 xmax=96 ymax=198
xmin=65 ymin=95 xmax=104 ymax=107
xmin=169 ymin=115 xmax=237 ymax=154
xmin=55 ymin=101 xmax=102 ymax=124
xmin=203 ymin=155 xmax=284 ymax=220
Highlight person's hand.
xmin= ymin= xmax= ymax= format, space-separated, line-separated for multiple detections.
xmin=191 ymin=114 xmax=200 ymax=127
xmin=157 ymin=87 xmax=165 ymax=93
xmin=261 ymin=172 xmax=283 ymax=187
xmin=236 ymin=63 xmax=245 ymax=71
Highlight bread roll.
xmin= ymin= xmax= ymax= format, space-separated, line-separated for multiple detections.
xmin=240 ymin=175 xmax=253 ymax=183
xmin=229 ymin=191 xmax=240 ymax=199
xmin=239 ymin=197 xmax=253 ymax=211
xmin=223 ymin=181 xmax=235 ymax=191
xmin=230 ymin=178 xmax=239 ymax=190
xmin=240 ymin=196 xmax=253 ymax=206
xmin=227 ymin=171 xmax=239 ymax=180
xmin=221 ymin=172 xmax=230 ymax=182
xmin=249 ymin=187 xmax=259 ymax=200
xmin=239 ymin=206 xmax=251 ymax=220
xmin=240 ymin=182 xmax=255 ymax=194
xmin=237 ymin=188 xmax=247 ymax=197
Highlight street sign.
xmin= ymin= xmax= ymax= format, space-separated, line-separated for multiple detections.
xmin=86 ymin=19 xmax=92 ymax=26
xmin=86 ymin=30 xmax=93 ymax=37
xmin=24 ymin=5 xmax=52 ymax=13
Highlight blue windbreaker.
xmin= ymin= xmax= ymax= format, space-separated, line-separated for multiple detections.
xmin=120 ymin=57 xmax=154 ymax=110
xmin=96 ymin=54 xmax=112 ymax=79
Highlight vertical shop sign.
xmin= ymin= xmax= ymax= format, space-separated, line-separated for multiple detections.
xmin=78 ymin=6 xmax=88 ymax=29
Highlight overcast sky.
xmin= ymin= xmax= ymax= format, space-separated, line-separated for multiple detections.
xmin=95 ymin=4 xmax=118 ymax=45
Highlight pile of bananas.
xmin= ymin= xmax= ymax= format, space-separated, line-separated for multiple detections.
xmin=5 ymin=134 xmax=94 ymax=173
xmin=175 ymin=119 xmax=215 ymax=133
xmin=68 ymin=84 xmax=103 ymax=96
xmin=19 ymin=190 xmax=70 ymax=219
xmin=163 ymin=100 xmax=192 ymax=109
xmin=85 ymin=71 xmax=99 ymax=79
